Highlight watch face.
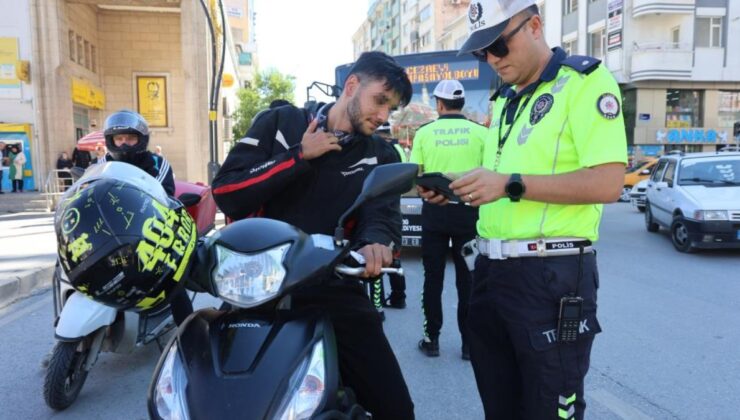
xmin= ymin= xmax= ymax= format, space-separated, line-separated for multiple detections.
xmin=507 ymin=180 xmax=524 ymax=196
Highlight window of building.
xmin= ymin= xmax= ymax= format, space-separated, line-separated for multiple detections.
xmin=84 ymin=40 xmax=90 ymax=70
xmin=589 ymin=29 xmax=605 ymax=58
xmin=665 ymin=89 xmax=703 ymax=128
xmin=622 ymin=89 xmax=636 ymax=146
xmin=696 ymin=17 xmax=723 ymax=47
xmin=420 ymin=5 xmax=431 ymax=22
xmin=562 ymin=39 xmax=577 ymax=55
xmin=563 ymin=0 xmax=578 ymax=14
xmin=671 ymin=26 xmax=680 ymax=47
xmin=90 ymin=45 xmax=96 ymax=73
xmin=718 ymin=91 xmax=740 ymax=129
xmin=68 ymin=31 xmax=75 ymax=61
xmin=76 ymin=35 xmax=84 ymax=65
xmin=420 ymin=31 xmax=431 ymax=48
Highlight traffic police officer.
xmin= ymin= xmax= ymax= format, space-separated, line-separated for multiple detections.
xmin=420 ymin=1 xmax=627 ymax=418
xmin=411 ymin=79 xmax=487 ymax=359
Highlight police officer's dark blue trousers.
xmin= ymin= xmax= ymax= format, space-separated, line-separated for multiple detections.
xmin=468 ymin=252 xmax=601 ymax=420
xmin=420 ymin=203 xmax=477 ymax=343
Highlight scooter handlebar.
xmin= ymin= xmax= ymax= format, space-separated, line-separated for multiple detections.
xmin=335 ymin=265 xmax=404 ymax=277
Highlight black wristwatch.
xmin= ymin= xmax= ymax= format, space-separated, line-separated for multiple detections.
xmin=505 ymin=173 xmax=526 ymax=202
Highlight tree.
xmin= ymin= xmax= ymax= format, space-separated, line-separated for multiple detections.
xmin=232 ymin=69 xmax=295 ymax=140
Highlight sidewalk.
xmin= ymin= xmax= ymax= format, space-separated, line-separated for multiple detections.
xmin=0 ymin=192 xmax=56 ymax=308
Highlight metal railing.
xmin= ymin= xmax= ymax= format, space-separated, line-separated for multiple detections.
xmin=42 ymin=169 xmax=72 ymax=212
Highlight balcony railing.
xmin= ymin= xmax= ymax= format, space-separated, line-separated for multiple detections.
xmin=630 ymin=42 xmax=692 ymax=81
xmin=633 ymin=0 xmax=694 ymax=18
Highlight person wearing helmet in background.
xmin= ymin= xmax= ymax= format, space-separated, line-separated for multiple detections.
xmin=102 ymin=110 xmax=175 ymax=196
xmin=101 ymin=109 xmax=191 ymax=324
xmin=372 ymin=122 xmax=407 ymax=312
xmin=411 ymin=79 xmax=486 ymax=360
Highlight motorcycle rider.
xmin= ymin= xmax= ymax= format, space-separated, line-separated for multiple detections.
xmin=212 ymin=51 xmax=414 ymax=419
xmin=101 ymin=109 xmax=192 ymax=325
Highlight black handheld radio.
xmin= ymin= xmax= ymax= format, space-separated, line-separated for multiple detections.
xmin=556 ymin=246 xmax=586 ymax=343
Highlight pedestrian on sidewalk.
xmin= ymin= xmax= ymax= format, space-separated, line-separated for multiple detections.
xmin=9 ymin=144 xmax=26 ymax=193
xmin=56 ymin=151 xmax=73 ymax=190
xmin=72 ymin=146 xmax=92 ymax=169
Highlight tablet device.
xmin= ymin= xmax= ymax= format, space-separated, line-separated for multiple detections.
xmin=416 ymin=172 xmax=462 ymax=202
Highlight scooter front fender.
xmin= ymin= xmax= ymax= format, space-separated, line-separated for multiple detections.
xmin=55 ymin=292 xmax=117 ymax=341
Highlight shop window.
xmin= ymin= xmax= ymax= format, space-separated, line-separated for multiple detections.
xmin=696 ymin=17 xmax=723 ymax=48
xmin=718 ymin=91 xmax=740 ymax=129
xmin=665 ymin=89 xmax=703 ymax=128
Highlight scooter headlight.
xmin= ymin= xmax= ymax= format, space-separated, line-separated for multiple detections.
xmin=276 ymin=340 xmax=326 ymax=420
xmin=212 ymin=243 xmax=290 ymax=308
xmin=153 ymin=342 xmax=190 ymax=420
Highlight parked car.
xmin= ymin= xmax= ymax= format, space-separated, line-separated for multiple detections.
xmin=401 ymin=191 xmax=422 ymax=247
xmin=644 ymin=149 xmax=740 ymax=252
xmin=621 ymin=157 xmax=658 ymax=201
xmin=629 ymin=179 xmax=649 ymax=212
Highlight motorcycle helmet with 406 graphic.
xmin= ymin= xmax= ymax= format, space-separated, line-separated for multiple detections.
xmin=55 ymin=174 xmax=197 ymax=312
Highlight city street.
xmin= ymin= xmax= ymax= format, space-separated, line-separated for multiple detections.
xmin=0 ymin=203 xmax=738 ymax=419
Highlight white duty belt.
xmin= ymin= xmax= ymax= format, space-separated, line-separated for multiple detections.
xmin=476 ymin=237 xmax=592 ymax=260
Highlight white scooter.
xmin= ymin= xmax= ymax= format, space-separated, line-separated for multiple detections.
xmin=43 ymin=163 xmax=216 ymax=410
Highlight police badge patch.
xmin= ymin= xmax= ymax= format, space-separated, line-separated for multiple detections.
xmin=530 ymin=94 xmax=554 ymax=125
xmin=597 ymin=93 xmax=620 ymax=119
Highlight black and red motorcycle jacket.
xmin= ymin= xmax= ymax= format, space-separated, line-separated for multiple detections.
xmin=212 ymin=103 xmax=402 ymax=250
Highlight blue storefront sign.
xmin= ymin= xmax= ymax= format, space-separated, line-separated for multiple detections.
xmin=656 ymin=128 xmax=730 ymax=144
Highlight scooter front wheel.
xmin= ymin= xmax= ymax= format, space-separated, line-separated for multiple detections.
xmin=43 ymin=340 xmax=90 ymax=410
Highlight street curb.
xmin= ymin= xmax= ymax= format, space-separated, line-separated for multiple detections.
xmin=0 ymin=265 xmax=55 ymax=309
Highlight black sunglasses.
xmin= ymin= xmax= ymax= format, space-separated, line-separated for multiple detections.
xmin=472 ymin=16 xmax=532 ymax=61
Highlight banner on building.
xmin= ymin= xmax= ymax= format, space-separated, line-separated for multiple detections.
xmin=607 ymin=0 xmax=623 ymax=51
xmin=0 ymin=37 xmax=21 ymax=99
xmin=136 ymin=75 xmax=168 ymax=127
xmin=71 ymin=78 xmax=105 ymax=109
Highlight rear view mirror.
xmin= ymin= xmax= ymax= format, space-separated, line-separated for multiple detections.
xmin=335 ymin=163 xmax=419 ymax=243
xmin=178 ymin=192 xmax=202 ymax=207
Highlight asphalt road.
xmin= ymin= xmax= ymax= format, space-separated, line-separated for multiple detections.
xmin=0 ymin=203 xmax=738 ymax=419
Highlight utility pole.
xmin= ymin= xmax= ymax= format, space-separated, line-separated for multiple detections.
xmin=197 ymin=0 xmax=227 ymax=183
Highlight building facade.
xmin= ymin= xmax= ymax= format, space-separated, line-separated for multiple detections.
xmin=539 ymin=0 xmax=740 ymax=158
xmin=353 ymin=0 xmax=740 ymax=159
xmin=354 ymin=0 xmax=472 ymax=58
xmin=0 ymin=0 xmax=254 ymax=192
